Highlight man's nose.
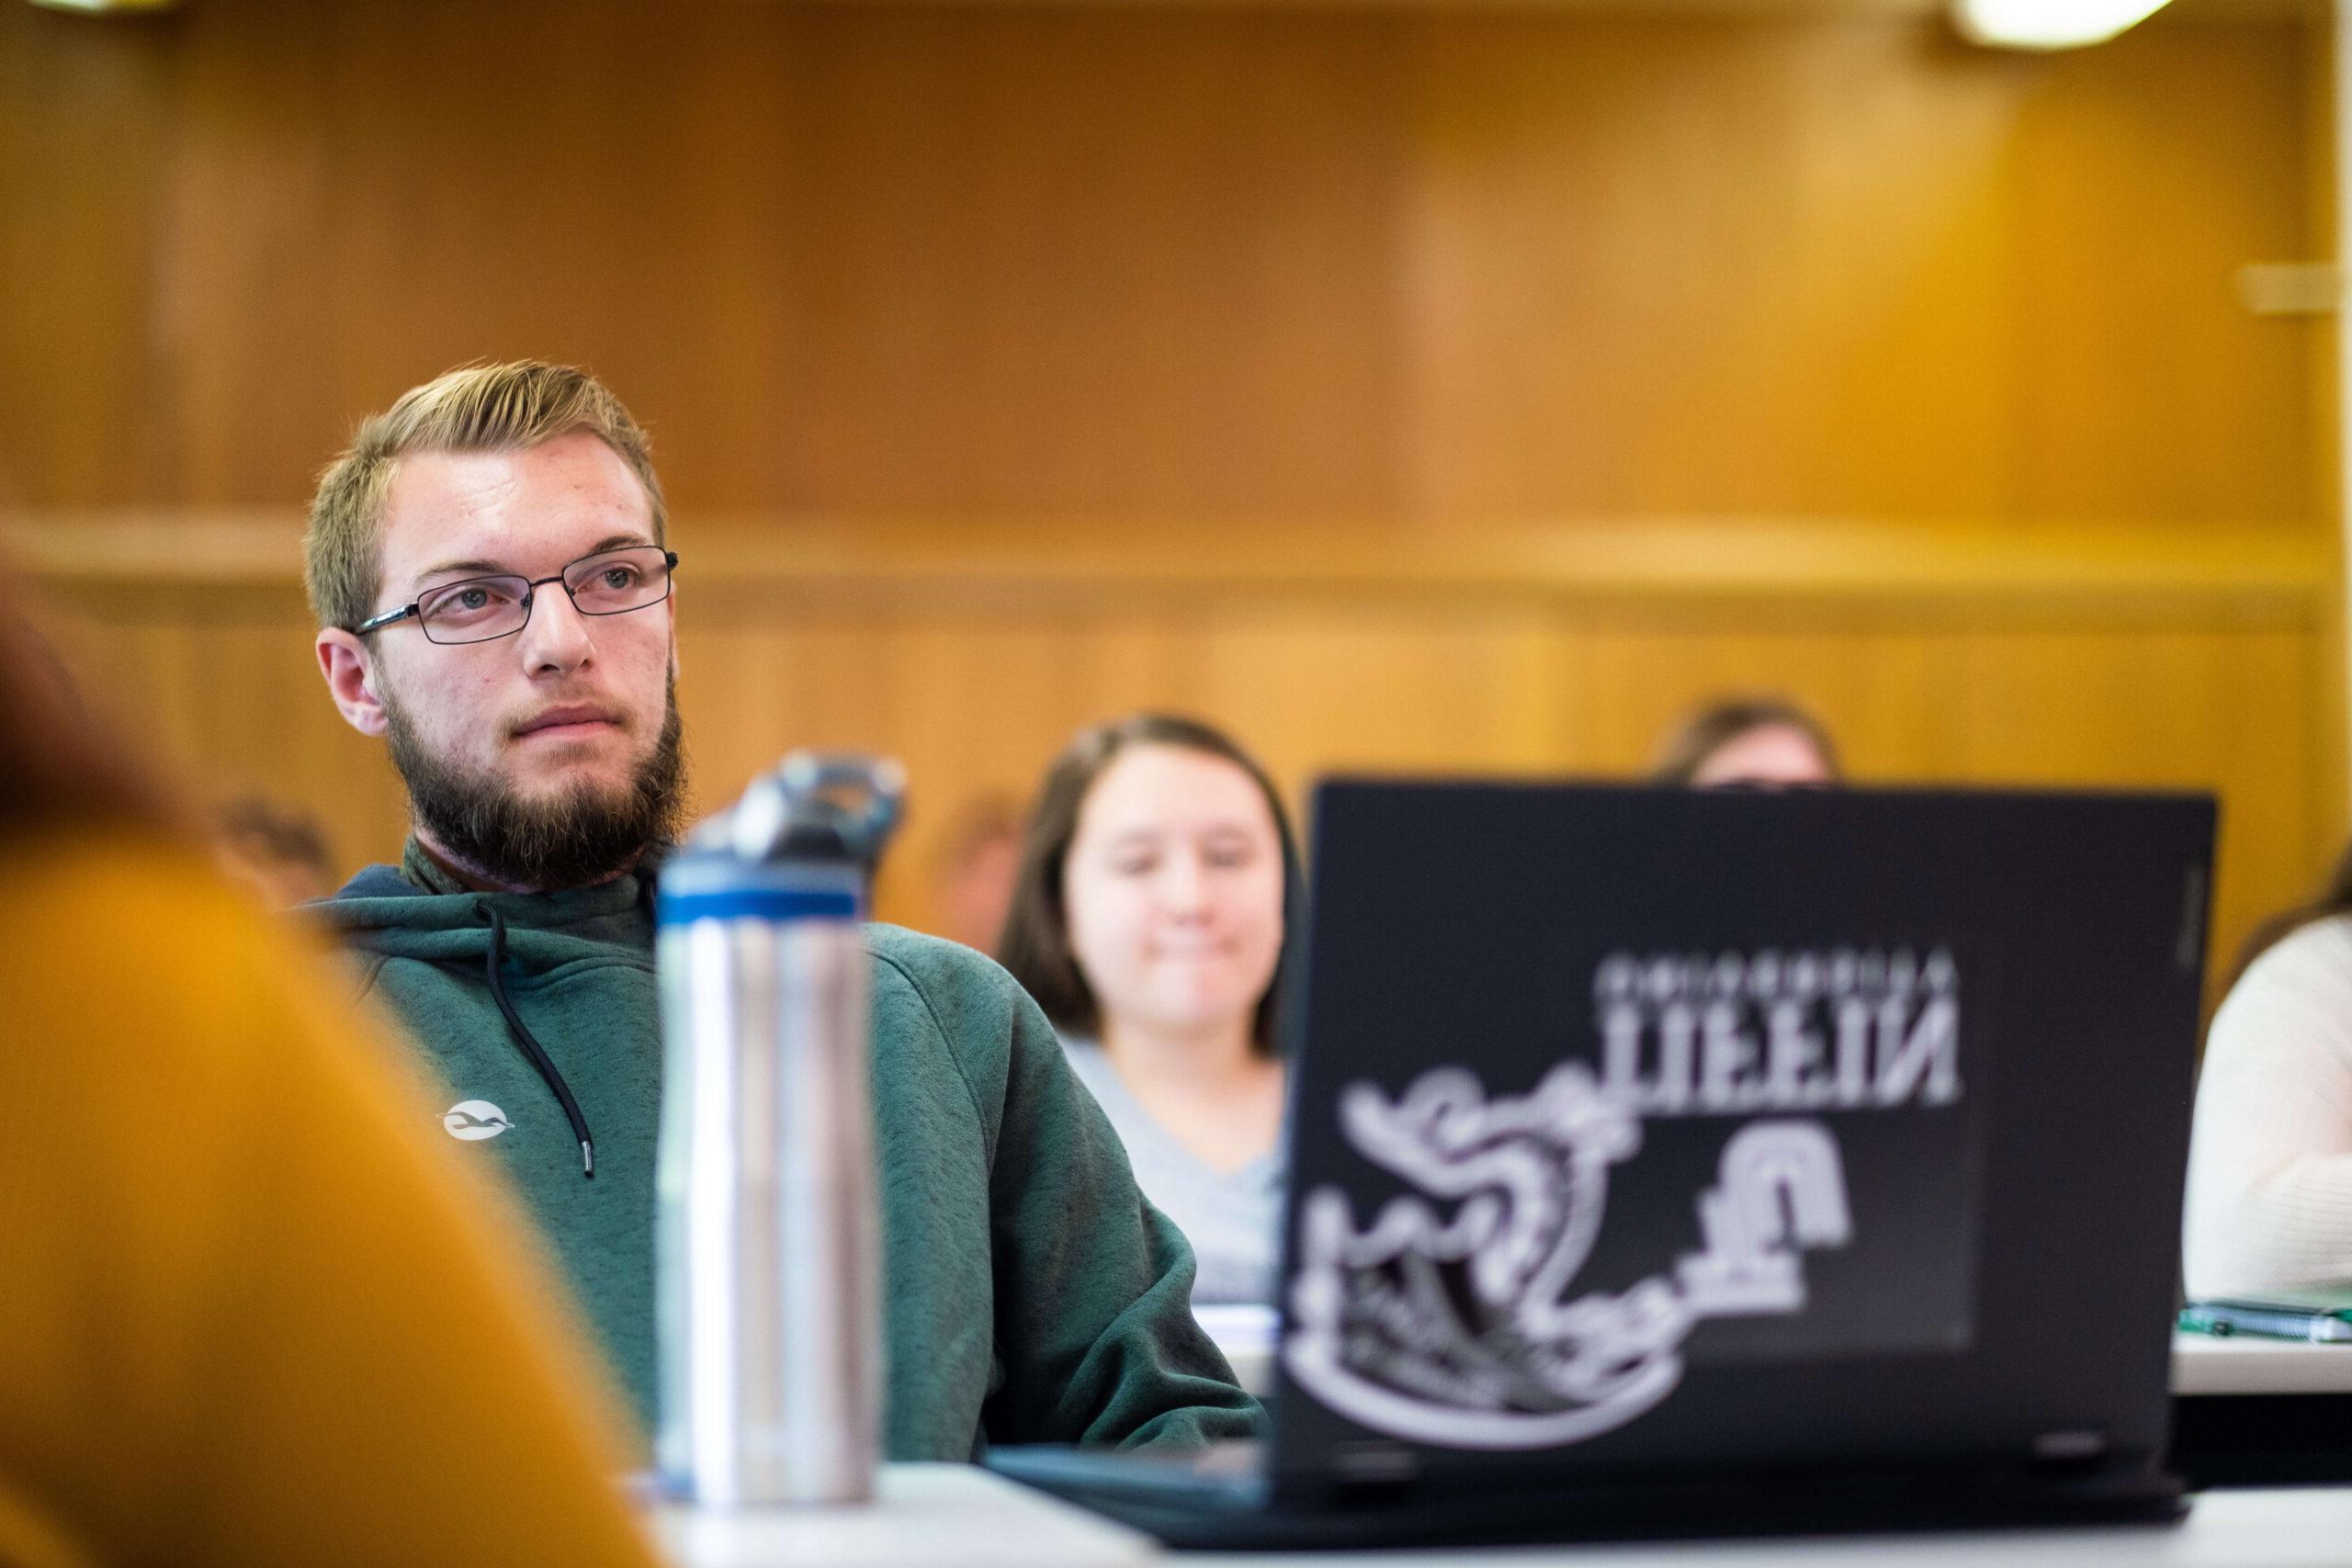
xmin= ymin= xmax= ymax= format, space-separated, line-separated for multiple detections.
xmin=517 ymin=582 xmax=595 ymax=674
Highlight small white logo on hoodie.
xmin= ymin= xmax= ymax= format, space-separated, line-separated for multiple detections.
xmin=443 ymin=1100 xmax=514 ymax=1141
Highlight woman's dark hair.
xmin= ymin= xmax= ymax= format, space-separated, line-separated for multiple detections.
xmin=996 ymin=713 xmax=1303 ymax=1058
xmin=1651 ymin=695 xmax=1842 ymax=786
xmin=2226 ymin=840 xmax=2352 ymax=995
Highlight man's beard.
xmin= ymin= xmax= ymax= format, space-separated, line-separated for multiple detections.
xmin=384 ymin=679 xmax=687 ymax=891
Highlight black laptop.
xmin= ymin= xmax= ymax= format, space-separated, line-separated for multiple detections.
xmin=992 ymin=781 xmax=2217 ymax=1551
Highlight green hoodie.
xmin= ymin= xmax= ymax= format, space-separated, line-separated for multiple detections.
xmin=316 ymin=841 xmax=1260 ymax=1459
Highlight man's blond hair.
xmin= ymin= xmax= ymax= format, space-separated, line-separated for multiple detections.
xmin=304 ymin=361 xmax=666 ymax=632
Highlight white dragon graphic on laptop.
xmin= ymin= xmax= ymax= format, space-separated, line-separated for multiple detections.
xmin=1282 ymin=1062 xmax=1853 ymax=1450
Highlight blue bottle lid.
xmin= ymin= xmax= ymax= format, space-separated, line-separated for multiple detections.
xmin=655 ymin=753 xmax=904 ymax=927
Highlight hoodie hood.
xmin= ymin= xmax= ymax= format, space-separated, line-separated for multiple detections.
xmin=315 ymin=838 xmax=662 ymax=979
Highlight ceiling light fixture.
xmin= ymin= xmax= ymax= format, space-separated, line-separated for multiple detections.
xmin=1951 ymin=0 xmax=2174 ymax=51
xmin=26 ymin=0 xmax=184 ymax=13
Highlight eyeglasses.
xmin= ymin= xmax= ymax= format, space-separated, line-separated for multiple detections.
xmin=356 ymin=547 xmax=679 ymax=646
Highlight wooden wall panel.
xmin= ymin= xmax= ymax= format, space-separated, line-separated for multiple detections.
xmin=0 ymin=0 xmax=1413 ymax=518
xmin=0 ymin=2 xmax=2324 ymax=528
xmin=29 ymin=587 xmax=414 ymax=863
xmin=769 ymin=8 xmax=1411 ymax=516
xmin=1411 ymin=18 xmax=2019 ymax=519
xmin=2004 ymin=23 xmax=2313 ymax=525
xmin=1 ymin=0 xmax=2337 ymax=1007
xmin=21 ymin=529 xmax=2324 ymax=1005
xmin=1409 ymin=15 xmax=2315 ymax=523
xmin=0 ymin=12 xmax=179 ymax=506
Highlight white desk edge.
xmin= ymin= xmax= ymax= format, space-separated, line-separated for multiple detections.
xmin=654 ymin=1464 xmax=2352 ymax=1568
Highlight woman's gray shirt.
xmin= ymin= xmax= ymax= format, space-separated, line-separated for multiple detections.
xmin=1060 ymin=1040 xmax=1283 ymax=1306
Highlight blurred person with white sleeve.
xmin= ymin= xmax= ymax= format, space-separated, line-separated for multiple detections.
xmin=2185 ymin=849 xmax=2352 ymax=1296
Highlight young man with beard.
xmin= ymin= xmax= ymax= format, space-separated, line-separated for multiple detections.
xmin=307 ymin=362 xmax=1257 ymax=1459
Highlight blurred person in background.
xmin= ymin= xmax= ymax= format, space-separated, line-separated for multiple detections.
xmin=2184 ymin=847 xmax=2352 ymax=1298
xmin=1653 ymin=695 xmax=1842 ymax=789
xmin=926 ymin=790 xmax=1024 ymax=952
xmin=303 ymin=361 xmax=1255 ymax=1453
xmin=0 ymin=592 xmax=661 ymax=1566
xmin=209 ymin=793 xmax=339 ymax=908
xmin=1000 ymin=714 xmax=1300 ymax=1306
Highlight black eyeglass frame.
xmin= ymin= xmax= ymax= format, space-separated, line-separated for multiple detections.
xmin=354 ymin=547 xmax=680 ymax=645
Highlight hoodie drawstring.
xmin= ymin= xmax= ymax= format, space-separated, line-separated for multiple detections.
xmin=481 ymin=905 xmax=597 ymax=1179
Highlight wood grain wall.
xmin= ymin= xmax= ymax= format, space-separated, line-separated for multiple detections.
xmin=17 ymin=516 xmax=2331 ymax=996
xmin=0 ymin=0 xmax=2323 ymax=525
xmin=1 ymin=0 xmax=2337 ymax=988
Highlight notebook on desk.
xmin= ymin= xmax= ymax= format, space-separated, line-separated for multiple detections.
xmin=992 ymin=781 xmax=2218 ymax=1551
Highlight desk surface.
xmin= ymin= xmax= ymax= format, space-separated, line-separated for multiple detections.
xmin=649 ymin=1463 xmax=1151 ymax=1567
xmin=2174 ymin=1333 xmax=2352 ymax=1395
xmin=653 ymin=1330 xmax=2352 ymax=1564
xmin=654 ymin=1467 xmax=2352 ymax=1568
xmin=1188 ymin=1488 xmax=2352 ymax=1567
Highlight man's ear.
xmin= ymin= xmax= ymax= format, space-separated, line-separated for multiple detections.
xmin=316 ymin=628 xmax=390 ymax=738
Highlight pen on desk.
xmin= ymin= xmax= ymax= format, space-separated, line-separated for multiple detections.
xmin=2180 ymin=1301 xmax=2352 ymax=1343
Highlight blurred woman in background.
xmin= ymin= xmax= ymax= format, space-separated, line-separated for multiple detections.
xmin=2184 ymin=849 xmax=2352 ymax=1298
xmin=924 ymin=790 xmax=1024 ymax=953
xmin=999 ymin=714 xmax=1300 ymax=1306
xmin=208 ymin=793 xmax=340 ymax=908
xmin=0 ymin=595 xmax=659 ymax=1567
xmin=1653 ymin=694 xmax=1842 ymax=789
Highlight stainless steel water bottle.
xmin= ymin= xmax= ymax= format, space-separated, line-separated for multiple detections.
xmin=654 ymin=752 xmax=905 ymax=1506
